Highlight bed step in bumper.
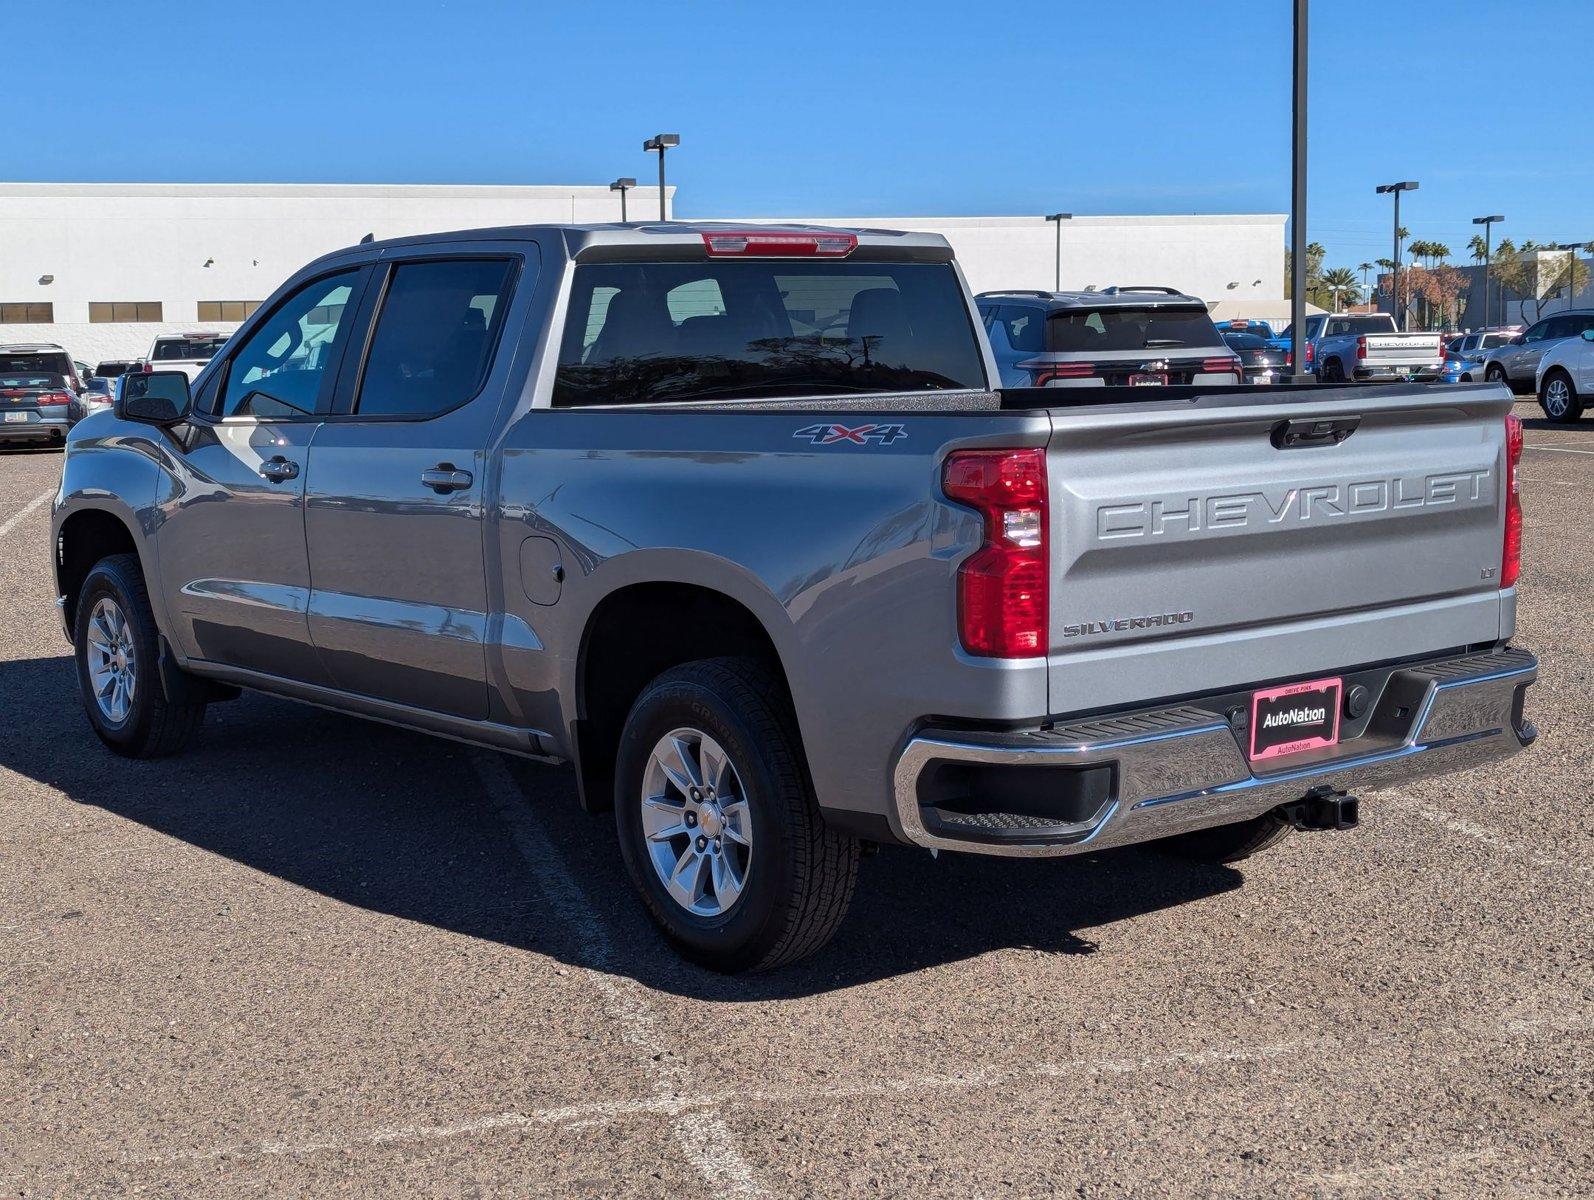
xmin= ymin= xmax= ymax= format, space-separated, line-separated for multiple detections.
xmin=891 ymin=647 xmax=1537 ymax=858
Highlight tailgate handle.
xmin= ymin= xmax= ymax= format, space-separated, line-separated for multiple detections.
xmin=1271 ymin=416 xmax=1360 ymax=449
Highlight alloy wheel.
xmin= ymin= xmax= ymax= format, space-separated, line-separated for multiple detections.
xmin=639 ymin=727 xmax=753 ymax=917
xmin=85 ymin=597 xmax=137 ymax=724
xmin=1545 ymin=377 xmax=1571 ymax=418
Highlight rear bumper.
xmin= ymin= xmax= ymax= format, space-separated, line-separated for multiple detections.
xmin=0 ymin=418 xmax=70 ymax=443
xmin=889 ymin=647 xmax=1537 ymax=857
xmin=1354 ymin=365 xmax=1442 ymax=381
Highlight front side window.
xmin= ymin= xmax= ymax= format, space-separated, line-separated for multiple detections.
xmin=554 ymin=259 xmax=985 ymax=407
xmin=1523 ymin=321 xmax=1551 ymax=342
xmin=216 ymin=271 xmax=359 ymax=418
xmin=353 ymin=259 xmax=515 ymax=419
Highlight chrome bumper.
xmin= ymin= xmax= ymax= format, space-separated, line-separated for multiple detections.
xmin=891 ymin=648 xmax=1537 ymax=858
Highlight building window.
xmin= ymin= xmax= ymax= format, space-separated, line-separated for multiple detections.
xmin=0 ymin=302 xmax=54 ymax=323
xmin=89 ymin=301 xmax=164 ymax=323
xmin=198 ymin=300 xmax=262 ymax=322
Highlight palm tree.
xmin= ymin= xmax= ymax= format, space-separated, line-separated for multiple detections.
xmin=1359 ymin=261 xmax=1374 ymax=293
xmin=1468 ymin=234 xmax=1489 ymax=265
xmin=1321 ymin=267 xmax=1360 ymax=312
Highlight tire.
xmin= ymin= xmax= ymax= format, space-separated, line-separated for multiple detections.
xmin=614 ymin=657 xmax=860 ymax=973
xmin=1154 ymin=811 xmax=1292 ymax=865
xmin=1320 ymin=358 xmax=1345 ymax=383
xmin=1485 ymin=363 xmax=1509 ymax=387
xmin=74 ymin=553 xmax=206 ymax=758
xmin=1539 ymin=369 xmax=1584 ymax=423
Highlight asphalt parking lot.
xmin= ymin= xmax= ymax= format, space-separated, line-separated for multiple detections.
xmin=2 ymin=401 xmax=1590 ymax=1198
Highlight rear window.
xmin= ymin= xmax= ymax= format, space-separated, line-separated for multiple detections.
xmin=1327 ymin=316 xmax=1397 ymax=336
xmin=1045 ymin=306 xmax=1221 ymax=353
xmin=152 ymin=337 xmax=227 ymax=361
xmin=0 ymin=352 xmax=72 ymax=375
xmin=1221 ymin=333 xmax=1269 ymax=350
xmin=0 ymin=373 xmax=62 ymax=389
xmin=553 ymin=260 xmax=985 ymax=407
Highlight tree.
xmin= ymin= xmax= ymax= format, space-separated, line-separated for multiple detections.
xmin=1358 ymin=261 xmax=1373 ymax=293
xmin=1321 ymin=267 xmax=1360 ymax=312
xmin=1542 ymin=244 xmax=1592 ymax=309
xmin=1284 ymin=241 xmax=1328 ymax=301
xmin=1468 ymin=234 xmax=1489 ymax=265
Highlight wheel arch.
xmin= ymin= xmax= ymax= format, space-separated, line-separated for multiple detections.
xmin=569 ymin=569 xmax=798 ymax=815
xmin=55 ymin=505 xmax=151 ymax=637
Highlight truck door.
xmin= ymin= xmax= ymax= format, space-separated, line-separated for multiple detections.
xmin=156 ymin=268 xmax=369 ymax=684
xmin=302 ymin=252 xmax=529 ymax=719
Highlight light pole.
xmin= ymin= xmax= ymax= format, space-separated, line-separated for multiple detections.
xmin=1044 ymin=213 xmax=1072 ymax=291
xmin=1288 ymin=0 xmax=1311 ymax=382
xmin=1376 ymin=181 xmax=1419 ymax=330
xmin=1472 ymin=215 xmax=1504 ymax=328
xmin=609 ymin=177 xmax=636 ymax=223
xmin=642 ymin=133 xmax=679 ymax=221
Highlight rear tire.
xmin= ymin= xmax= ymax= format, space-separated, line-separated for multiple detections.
xmin=1155 ymin=812 xmax=1292 ymax=865
xmin=1485 ymin=363 xmax=1510 ymax=387
xmin=1540 ymin=369 xmax=1584 ymax=422
xmin=74 ymin=553 xmax=206 ymax=758
xmin=1320 ymin=358 xmax=1345 ymax=383
xmin=614 ymin=657 xmax=860 ymax=973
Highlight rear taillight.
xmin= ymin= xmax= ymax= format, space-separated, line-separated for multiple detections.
xmin=36 ymin=391 xmax=71 ymax=406
xmin=1033 ymin=362 xmax=1094 ymax=385
xmin=942 ymin=448 xmax=1048 ymax=658
xmin=140 ymin=361 xmax=153 ymax=373
xmin=1502 ymin=413 xmax=1523 ymax=588
xmin=1305 ymin=342 xmax=1314 ymax=365
xmin=1355 ymin=335 xmax=1368 ymax=361
xmin=1202 ymin=355 xmax=1240 ymax=375
xmin=1285 ymin=350 xmax=1293 ymax=368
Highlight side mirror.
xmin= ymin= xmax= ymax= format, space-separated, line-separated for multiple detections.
xmin=1582 ymin=328 xmax=1594 ymax=342
xmin=116 ymin=371 xmax=192 ymax=426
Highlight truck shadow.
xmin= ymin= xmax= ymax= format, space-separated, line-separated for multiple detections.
xmin=2 ymin=653 xmax=1241 ymax=1001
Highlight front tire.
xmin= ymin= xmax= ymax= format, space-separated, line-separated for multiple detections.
xmin=614 ymin=657 xmax=860 ymax=973
xmin=1486 ymin=363 xmax=1510 ymax=387
xmin=74 ymin=553 xmax=205 ymax=758
xmin=1540 ymin=369 xmax=1584 ymax=422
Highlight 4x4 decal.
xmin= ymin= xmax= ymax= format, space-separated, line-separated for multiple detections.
xmin=793 ymin=422 xmax=908 ymax=446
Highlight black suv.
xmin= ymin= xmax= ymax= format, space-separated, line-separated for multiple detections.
xmin=977 ymin=287 xmax=1240 ymax=388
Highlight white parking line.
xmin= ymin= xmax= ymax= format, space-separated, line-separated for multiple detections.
xmin=116 ymin=1008 xmax=1589 ymax=1171
xmin=467 ymin=751 xmax=768 ymax=1197
xmin=1394 ymin=797 xmax=1593 ymax=879
xmin=1523 ymin=444 xmax=1594 ymax=455
xmin=0 ymin=489 xmax=52 ymax=540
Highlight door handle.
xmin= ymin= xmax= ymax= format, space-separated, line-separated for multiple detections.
xmin=259 ymin=456 xmax=299 ymax=482
xmin=421 ymin=464 xmax=473 ymax=494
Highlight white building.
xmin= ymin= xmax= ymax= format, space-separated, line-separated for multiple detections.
xmin=0 ymin=182 xmax=1284 ymax=363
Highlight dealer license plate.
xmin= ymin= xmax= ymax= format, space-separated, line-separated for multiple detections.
xmin=4 ymin=411 xmax=28 ymax=423
xmin=1249 ymin=676 xmax=1342 ymax=762
xmin=1128 ymin=372 xmax=1168 ymax=386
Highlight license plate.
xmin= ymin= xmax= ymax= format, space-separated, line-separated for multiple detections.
xmin=4 ymin=411 xmax=27 ymax=423
xmin=1129 ymin=372 xmax=1168 ymax=386
xmin=1249 ymin=676 xmax=1342 ymax=762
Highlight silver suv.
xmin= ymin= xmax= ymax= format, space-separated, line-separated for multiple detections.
xmin=977 ymin=286 xmax=1240 ymax=388
xmin=1482 ymin=310 xmax=1594 ymax=391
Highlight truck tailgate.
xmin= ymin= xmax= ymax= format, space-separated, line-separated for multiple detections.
xmin=1362 ymin=332 xmax=1442 ymax=368
xmin=1042 ymin=384 xmax=1513 ymax=715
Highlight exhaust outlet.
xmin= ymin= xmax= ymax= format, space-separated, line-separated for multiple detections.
xmin=1278 ymin=786 xmax=1359 ymax=831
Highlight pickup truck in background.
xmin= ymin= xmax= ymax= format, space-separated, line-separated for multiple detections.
xmin=142 ymin=331 xmax=230 ymax=382
xmin=1295 ymin=313 xmax=1444 ymax=383
xmin=52 ymin=223 xmax=1538 ymax=972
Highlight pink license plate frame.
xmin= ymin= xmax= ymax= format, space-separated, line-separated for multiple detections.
xmin=1249 ymin=676 xmax=1342 ymax=762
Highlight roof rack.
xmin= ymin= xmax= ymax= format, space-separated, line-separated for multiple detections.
xmin=975 ymin=290 xmax=1054 ymax=299
xmin=1098 ymin=285 xmax=1186 ymax=296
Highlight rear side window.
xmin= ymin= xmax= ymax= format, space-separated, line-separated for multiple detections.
xmin=1045 ymin=306 xmax=1220 ymax=353
xmin=554 ymin=260 xmax=985 ymax=407
xmin=354 ymin=259 xmax=516 ymax=419
xmin=994 ymin=306 xmax=1045 ymax=353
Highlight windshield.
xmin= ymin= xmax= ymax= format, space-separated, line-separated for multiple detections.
xmin=1046 ymin=306 xmax=1219 ymax=352
xmin=553 ymin=260 xmax=985 ymax=407
xmin=153 ymin=337 xmax=226 ymax=361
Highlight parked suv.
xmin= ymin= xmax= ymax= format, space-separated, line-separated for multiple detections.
xmin=0 ymin=343 xmax=81 ymax=447
xmin=1482 ymin=310 xmax=1594 ymax=392
xmin=978 ymin=287 xmax=1240 ymax=387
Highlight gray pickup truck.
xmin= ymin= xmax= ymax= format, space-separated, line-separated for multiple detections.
xmin=51 ymin=222 xmax=1538 ymax=972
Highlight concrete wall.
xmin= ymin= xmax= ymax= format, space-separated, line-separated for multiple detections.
xmin=1 ymin=185 xmax=1283 ymax=363
xmin=755 ymin=213 xmax=1286 ymax=302
xmin=0 ymin=182 xmax=670 ymax=360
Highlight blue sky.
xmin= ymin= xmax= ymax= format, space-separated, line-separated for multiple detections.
xmin=24 ymin=0 xmax=1592 ymax=272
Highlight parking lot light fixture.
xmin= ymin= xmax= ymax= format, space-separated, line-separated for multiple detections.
xmin=610 ymin=177 xmax=637 ymax=223
xmin=1376 ymin=181 xmax=1419 ymax=330
xmin=1472 ymin=215 xmax=1504 ymax=327
xmin=1044 ymin=213 xmax=1072 ymax=291
xmin=642 ymin=134 xmax=680 ymax=221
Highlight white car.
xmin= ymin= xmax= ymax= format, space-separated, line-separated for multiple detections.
xmin=143 ymin=331 xmax=230 ymax=382
xmin=1535 ymin=328 xmax=1594 ymax=423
